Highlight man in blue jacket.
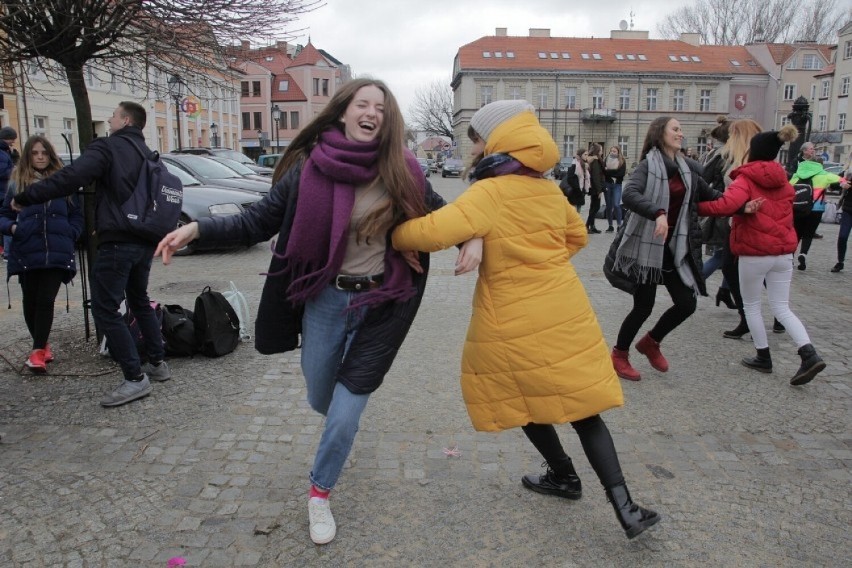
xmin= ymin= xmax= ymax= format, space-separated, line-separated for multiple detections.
xmin=12 ymin=102 xmax=171 ymax=407
xmin=0 ymin=126 xmax=17 ymax=260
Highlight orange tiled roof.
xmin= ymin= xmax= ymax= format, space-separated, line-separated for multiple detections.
xmin=272 ymin=71 xmax=306 ymax=102
xmin=764 ymin=42 xmax=833 ymax=65
xmin=457 ymin=36 xmax=768 ymax=75
xmin=813 ymin=64 xmax=835 ymax=78
xmin=289 ymin=42 xmax=325 ymax=67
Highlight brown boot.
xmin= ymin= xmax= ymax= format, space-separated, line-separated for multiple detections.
xmin=611 ymin=347 xmax=641 ymax=381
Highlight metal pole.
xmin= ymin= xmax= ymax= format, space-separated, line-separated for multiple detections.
xmin=174 ymin=96 xmax=182 ymax=150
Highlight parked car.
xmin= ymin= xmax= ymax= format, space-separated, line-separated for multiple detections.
xmin=553 ymin=157 xmax=574 ymax=179
xmin=177 ymin=147 xmax=274 ymax=176
xmin=257 ymin=154 xmax=282 ymax=168
xmin=162 ymin=163 xmax=262 ymax=255
xmin=161 ymin=154 xmax=271 ymax=195
xmin=207 ymin=156 xmax=275 ymax=184
xmin=427 ymin=158 xmax=436 ymax=172
xmin=441 ymin=158 xmax=464 ymax=178
xmin=417 ymin=158 xmax=431 ymax=178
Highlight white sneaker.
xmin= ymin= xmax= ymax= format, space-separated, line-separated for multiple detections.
xmin=308 ymin=497 xmax=336 ymax=544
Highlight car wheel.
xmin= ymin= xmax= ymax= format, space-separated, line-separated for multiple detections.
xmin=442 ymin=172 xmax=446 ymax=178
xmin=173 ymin=214 xmax=197 ymax=256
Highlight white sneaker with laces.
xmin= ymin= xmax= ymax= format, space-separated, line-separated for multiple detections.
xmin=308 ymin=497 xmax=336 ymax=544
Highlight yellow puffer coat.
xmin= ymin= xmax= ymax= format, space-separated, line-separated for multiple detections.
xmin=392 ymin=112 xmax=623 ymax=432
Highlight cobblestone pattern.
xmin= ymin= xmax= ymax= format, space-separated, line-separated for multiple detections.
xmin=0 ymin=178 xmax=849 ymax=566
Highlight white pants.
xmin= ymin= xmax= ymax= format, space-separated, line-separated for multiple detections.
xmin=738 ymin=254 xmax=811 ymax=350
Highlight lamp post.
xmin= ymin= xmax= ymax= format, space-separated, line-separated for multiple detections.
xmin=210 ymin=122 xmax=219 ymax=148
xmin=271 ymin=104 xmax=281 ymax=152
xmin=167 ymin=74 xmax=184 ymax=151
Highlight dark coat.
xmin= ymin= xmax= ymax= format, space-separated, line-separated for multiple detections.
xmin=14 ymin=126 xmax=153 ymax=245
xmin=604 ymin=160 xmax=626 ymax=184
xmin=195 ymin=163 xmax=446 ymax=395
xmin=0 ymin=181 xmax=84 ymax=282
xmin=0 ymin=140 xmax=13 ymax=195
xmin=588 ymin=157 xmax=605 ymax=197
xmin=699 ymin=152 xmax=731 ymax=247
xmin=609 ymin=157 xmax=718 ymax=296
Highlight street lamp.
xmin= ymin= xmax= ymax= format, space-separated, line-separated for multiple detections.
xmin=271 ymin=104 xmax=281 ymax=152
xmin=210 ymin=122 xmax=219 ymax=148
xmin=167 ymin=74 xmax=185 ymax=151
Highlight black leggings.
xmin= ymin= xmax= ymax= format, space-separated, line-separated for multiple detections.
xmin=19 ymin=269 xmax=65 ymax=350
xmin=586 ymin=194 xmax=601 ymax=228
xmin=615 ymin=251 xmax=697 ymax=350
xmin=522 ymin=416 xmax=624 ymax=489
xmin=720 ymin=242 xmax=743 ymax=312
xmin=794 ymin=210 xmax=822 ymax=255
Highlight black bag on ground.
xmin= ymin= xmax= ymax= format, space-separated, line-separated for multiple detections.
xmin=792 ymin=176 xmax=814 ymax=219
xmin=162 ymin=304 xmax=198 ymax=357
xmin=194 ymin=286 xmax=240 ymax=357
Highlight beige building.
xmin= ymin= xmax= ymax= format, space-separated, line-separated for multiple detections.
xmin=812 ymin=22 xmax=852 ymax=164
xmin=452 ymin=28 xmax=773 ymax=166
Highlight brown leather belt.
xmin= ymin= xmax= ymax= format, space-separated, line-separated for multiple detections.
xmin=334 ymin=274 xmax=384 ymax=291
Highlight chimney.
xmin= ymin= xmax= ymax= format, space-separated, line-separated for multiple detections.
xmin=276 ymin=40 xmax=288 ymax=52
xmin=679 ymin=32 xmax=701 ymax=46
xmin=529 ymin=28 xmax=551 ymax=38
xmin=241 ymin=40 xmax=251 ymax=50
xmin=495 ymin=27 xmax=507 ymax=37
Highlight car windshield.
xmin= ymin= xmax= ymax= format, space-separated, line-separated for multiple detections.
xmin=210 ymin=157 xmax=255 ymax=176
xmin=163 ymin=162 xmax=201 ymax=186
xmin=214 ymin=149 xmax=255 ymax=165
xmin=178 ymin=155 xmax=242 ymax=179
xmin=446 ymin=159 xmax=463 ymax=167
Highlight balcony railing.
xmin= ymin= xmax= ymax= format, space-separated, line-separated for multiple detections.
xmin=580 ymin=108 xmax=617 ymax=122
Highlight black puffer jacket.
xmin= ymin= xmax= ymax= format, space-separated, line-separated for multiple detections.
xmin=196 ymin=163 xmax=446 ymax=394
xmin=699 ymin=152 xmax=732 ymax=247
xmin=588 ymin=157 xmax=606 ymax=197
xmin=618 ymin=156 xmax=719 ymax=296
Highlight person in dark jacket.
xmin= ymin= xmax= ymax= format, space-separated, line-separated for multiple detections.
xmin=155 ymin=79 xmax=481 ymax=545
xmin=586 ymin=143 xmax=605 ymax=233
xmin=603 ymin=145 xmax=626 ymax=232
xmin=699 ymin=125 xmax=827 ymax=386
xmin=11 ymin=102 xmax=171 ymax=406
xmin=0 ymin=135 xmax=83 ymax=372
xmin=832 ymin=167 xmax=852 ymax=272
xmin=606 ymin=117 xmax=723 ymax=381
xmin=0 ymin=126 xmax=17 ymax=260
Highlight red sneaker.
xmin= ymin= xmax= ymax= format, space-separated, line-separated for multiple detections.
xmin=43 ymin=344 xmax=54 ymax=363
xmin=25 ymin=349 xmax=48 ymax=374
xmin=611 ymin=347 xmax=641 ymax=381
xmin=636 ymin=333 xmax=669 ymax=372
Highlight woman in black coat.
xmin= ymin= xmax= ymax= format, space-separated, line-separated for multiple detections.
xmin=586 ymin=143 xmax=606 ymax=233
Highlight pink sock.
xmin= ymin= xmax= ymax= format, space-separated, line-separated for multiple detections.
xmin=309 ymin=485 xmax=329 ymax=500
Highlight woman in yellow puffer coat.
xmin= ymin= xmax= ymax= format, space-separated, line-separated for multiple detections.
xmin=392 ymin=100 xmax=660 ymax=539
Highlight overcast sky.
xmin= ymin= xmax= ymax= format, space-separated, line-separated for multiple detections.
xmin=282 ymin=0 xmax=690 ymax=118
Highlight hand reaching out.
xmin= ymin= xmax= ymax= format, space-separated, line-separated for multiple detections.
xmin=155 ymin=222 xmax=200 ymax=264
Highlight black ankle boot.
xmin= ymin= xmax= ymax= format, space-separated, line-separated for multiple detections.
xmin=790 ymin=344 xmax=826 ymax=386
xmin=773 ymin=318 xmax=785 ymax=334
xmin=715 ymin=287 xmax=736 ymax=310
xmin=723 ymin=316 xmax=749 ymax=339
xmin=605 ymin=482 xmax=660 ymax=539
xmin=521 ymin=459 xmax=582 ymax=500
xmin=742 ymin=347 xmax=772 ymax=373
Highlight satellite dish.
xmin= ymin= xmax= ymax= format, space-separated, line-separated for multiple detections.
xmin=619 ymin=20 xmax=628 ymax=31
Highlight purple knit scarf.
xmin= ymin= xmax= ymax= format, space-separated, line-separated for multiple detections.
xmin=273 ymin=127 xmax=425 ymax=308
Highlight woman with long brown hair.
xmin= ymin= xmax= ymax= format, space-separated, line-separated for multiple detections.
xmin=0 ymin=135 xmax=83 ymax=372
xmin=156 ymin=78 xmax=481 ymax=544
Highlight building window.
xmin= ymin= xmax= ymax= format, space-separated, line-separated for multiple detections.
xmin=839 ymin=113 xmax=847 ymax=130
xmin=802 ymin=54 xmax=822 ymax=70
xmin=538 ymin=87 xmax=548 ymax=109
xmin=563 ymin=135 xmax=574 ymax=160
xmin=85 ymin=66 xmax=95 ymax=87
xmin=699 ymin=89 xmax=711 ymax=112
xmin=810 ymin=84 xmax=817 ymax=99
xmin=241 ymin=81 xmax=249 ymax=96
xmin=565 ymin=87 xmax=576 ymax=109
xmin=242 ymin=112 xmax=251 ymax=130
xmin=508 ymin=86 xmax=522 ymax=100
xmin=619 ymin=88 xmax=631 ymax=110
xmin=821 ymin=80 xmax=830 ymax=98
xmin=279 ymin=111 xmax=288 ymax=130
xmin=780 ymin=116 xmax=790 ymax=127
xmin=252 ymin=81 xmax=261 ymax=96
xmin=63 ymin=118 xmax=74 ymax=149
xmin=697 ymin=136 xmax=707 ymax=157
xmin=322 ymin=79 xmax=329 ymax=96
xmin=253 ymin=111 xmax=262 ymax=129
xmin=33 ymin=115 xmax=47 ymax=133
xmin=290 ymin=111 xmax=300 ymax=130
xmin=157 ymin=127 xmax=164 ymax=153
xmin=480 ymin=85 xmax=493 ymax=106
xmin=818 ymin=115 xmax=826 ymax=130
xmin=592 ymin=87 xmax=604 ymax=109
xmin=672 ymin=88 xmax=685 ymax=111
xmin=783 ymin=84 xmax=796 ymax=100
xmin=618 ymin=136 xmax=629 ymax=159
xmin=313 ymin=78 xmax=320 ymax=96
xmin=279 ymin=80 xmax=289 ymax=91
xmin=842 ymin=77 xmax=850 ymax=96
xmin=646 ymin=88 xmax=658 ymax=111
xmin=845 ymin=41 xmax=852 ymax=59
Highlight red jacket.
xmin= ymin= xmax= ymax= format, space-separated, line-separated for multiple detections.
xmin=697 ymin=160 xmax=797 ymax=257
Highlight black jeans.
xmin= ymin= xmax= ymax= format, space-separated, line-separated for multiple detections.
xmin=19 ymin=268 xmax=65 ymax=350
xmin=522 ymin=416 xmax=624 ymax=489
xmin=720 ymin=240 xmax=743 ymax=312
xmin=794 ymin=210 xmax=822 ymax=255
xmin=615 ymin=249 xmax=697 ymax=350
xmin=586 ymin=193 xmax=601 ymax=228
xmin=91 ymin=242 xmax=164 ymax=380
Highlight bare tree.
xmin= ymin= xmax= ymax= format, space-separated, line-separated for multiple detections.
xmin=657 ymin=0 xmax=844 ymax=45
xmin=408 ymin=80 xmax=454 ymax=141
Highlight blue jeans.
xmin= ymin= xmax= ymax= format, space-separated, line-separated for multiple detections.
xmin=301 ymin=285 xmax=370 ymax=491
xmin=838 ymin=210 xmax=852 ymax=264
xmin=604 ymin=182 xmax=623 ymax=227
xmin=702 ymin=246 xmax=729 ymax=289
xmin=3 ymin=235 xmax=10 ymax=258
xmin=91 ymin=242 xmax=164 ymax=380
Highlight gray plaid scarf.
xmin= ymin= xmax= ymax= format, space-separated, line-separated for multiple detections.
xmin=613 ymin=148 xmax=697 ymax=293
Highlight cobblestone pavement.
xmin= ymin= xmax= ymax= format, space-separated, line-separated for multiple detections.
xmin=1 ymin=177 xmax=849 ymax=567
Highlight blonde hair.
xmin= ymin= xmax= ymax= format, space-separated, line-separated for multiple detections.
xmin=720 ymin=119 xmax=762 ymax=171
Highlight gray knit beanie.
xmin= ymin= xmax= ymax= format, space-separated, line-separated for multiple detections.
xmin=470 ymin=100 xmax=536 ymax=142
xmin=0 ymin=126 xmax=17 ymax=141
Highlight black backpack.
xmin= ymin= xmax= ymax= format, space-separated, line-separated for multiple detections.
xmin=194 ymin=286 xmax=240 ymax=357
xmin=119 ymin=139 xmax=184 ymax=241
xmin=792 ymin=175 xmax=814 ymax=219
xmin=161 ymin=304 xmax=198 ymax=357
